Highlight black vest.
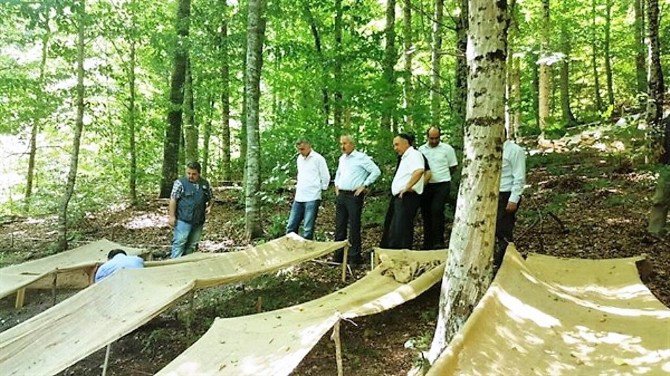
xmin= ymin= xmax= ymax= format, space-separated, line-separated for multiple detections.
xmin=176 ymin=177 xmax=211 ymax=225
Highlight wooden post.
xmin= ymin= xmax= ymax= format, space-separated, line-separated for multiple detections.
xmin=51 ymin=270 xmax=58 ymax=306
xmin=341 ymin=246 xmax=349 ymax=282
xmin=186 ymin=290 xmax=195 ymax=336
xmin=101 ymin=343 xmax=111 ymax=376
xmin=331 ymin=319 xmax=344 ymax=376
xmin=256 ymin=296 xmax=263 ymax=312
xmin=14 ymin=288 xmax=25 ymax=309
xmin=370 ymin=250 xmax=375 ymax=270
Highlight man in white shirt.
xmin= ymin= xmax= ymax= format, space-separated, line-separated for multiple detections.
xmin=286 ymin=139 xmax=330 ymax=240
xmin=386 ymin=133 xmax=425 ymax=249
xmin=333 ymin=135 xmax=381 ymax=265
xmin=94 ymin=249 xmax=144 ymax=283
xmin=419 ymin=127 xmax=458 ymax=249
xmin=495 ymin=138 xmax=527 ymax=268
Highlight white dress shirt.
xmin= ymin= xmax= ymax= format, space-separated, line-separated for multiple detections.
xmin=334 ymin=150 xmax=381 ymax=191
xmin=418 ymin=142 xmax=458 ymax=183
xmin=295 ymin=150 xmax=330 ymax=202
xmin=391 ymin=146 xmax=425 ymax=195
xmin=500 ymin=140 xmax=526 ymax=203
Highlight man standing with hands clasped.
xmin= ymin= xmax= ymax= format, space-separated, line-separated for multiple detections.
xmin=286 ymin=139 xmax=330 ymax=240
xmin=333 ymin=135 xmax=381 ymax=265
xmin=419 ymin=127 xmax=458 ymax=249
xmin=495 ymin=136 xmax=526 ymax=268
xmin=168 ymin=161 xmax=213 ymax=258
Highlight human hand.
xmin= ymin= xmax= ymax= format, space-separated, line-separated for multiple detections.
xmin=168 ymin=216 xmax=176 ymax=227
xmin=506 ymin=201 xmax=518 ymax=213
xmin=354 ymin=186 xmax=366 ymax=196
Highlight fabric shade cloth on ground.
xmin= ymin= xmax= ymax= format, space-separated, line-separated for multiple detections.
xmin=0 ymin=239 xmax=147 ymax=299
xmin=427 ymin=244 xmax=670 ymax=376
xmin=157 ymin=249 xmax=447 ymax=376
xmin=0 ymin=234 xmax=346 ymax=376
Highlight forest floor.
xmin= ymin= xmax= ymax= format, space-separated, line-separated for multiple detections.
xmin=0 ymin=122 xmax=669 ymax=376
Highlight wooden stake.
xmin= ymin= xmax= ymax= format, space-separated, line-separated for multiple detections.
xmin=331 ymin=320 xmax=344 ymax=376
xmin=256 ymin=296 xmax=263 ymax=312
xmin=341 ymin=246 xmax=349 ymax=282
xmin=101 ymin=343 xmax=111 ymax=376
xmin=51 ymin=271 xmax=58 ymax=306
xmin=14 ymin=288 xmax=25 ymax=309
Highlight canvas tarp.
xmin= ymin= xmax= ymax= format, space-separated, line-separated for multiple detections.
xmin=0 ymin=234 xmax=346 ymax=376
xmin=157 ymin=249 xmax=448 ymax=376
xmin=0 ymin=239 xmax=147 ymax=300
xmin=427 ymin=245 xmax=670 ymax=375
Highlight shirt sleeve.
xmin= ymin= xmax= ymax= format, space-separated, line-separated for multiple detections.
xmin=170 ymin=180 xmax=183 ymax=200
xmin=509 ymin=147 xmax=526 ymax=203
xmin=447 ymin=145 xmax=458 ymax=167
xmin=362 ymin=155 xmax=381 ymax=187
xmin=409 ymin=150 xmax=425 ymax=173
xmin=319 ymin=156 xmax=331 ymax=191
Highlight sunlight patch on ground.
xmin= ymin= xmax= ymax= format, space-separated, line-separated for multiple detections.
xmin=123 ymin=213 xmax=167 ymax=230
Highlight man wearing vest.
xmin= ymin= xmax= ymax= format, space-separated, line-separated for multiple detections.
xmin=168 ymin=161 xmax=213 ymax=258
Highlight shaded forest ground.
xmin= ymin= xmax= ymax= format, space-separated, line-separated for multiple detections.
xmin=0 ymin=123 xmax=669 ymax=376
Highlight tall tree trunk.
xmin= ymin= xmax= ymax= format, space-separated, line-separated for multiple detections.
xmin=128 ymin=37 xmax=138 ymax=206
xmin=530 ymin=51 xmax=540 ymax=127
xmin=333 ymin=0 xmax=344 ymax=135
xmin=159 ymin=0 xmax=191 ymax=198
xmin=538 ymin=0 xmax=551 ymax=136
xmin=303 ymin=2 xmax=330 ymax=127
xmin=402 ymin=0 xmax=413 ymax=127
xmin=244 ymin=0 xmax=266 ymax=240
xmin=634 ymin=0 xmax=647 ymax=95
xmin=240 ymin=36 xmax=248 ymax=174
xmin=57 ymin=0 xmax=86 ymax=251
xmin=506 ymin=0 xmax=519 ymax=138
xmin=183 ymin=59 xmax=198 ymax=163
xmin=559 ymin=15 xmax=577 ymax=127
xmin=381 ymin=0 xmax=397 ymax=137
xmin=604 ymin=0 xmax=614 ymax=107
xmin=430 ymin=0 xmax=444 ymax=128
xmin=453 ymin=0 xmax=468 ymax=144
xmin=201 ymin=97 xmax=214 ymax=178
xmin=591 ymin=0 xmax=603 ymax=112
xmin=428 ymin=0 xmax=508 ymax=362
xmin=647 ymin=0 xmax=667 ymax=235
xmin=220 ymin=5 xmax=232 ymax=181
xmin=25 ymin=13 xmax=50 ymax=208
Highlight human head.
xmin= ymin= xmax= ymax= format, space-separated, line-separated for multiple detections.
xmin=186 ymin=161 xmax=201 ymax=183
xmin=393 ymin=133 xmax=413 ymax=156
xmin=107 ymin=249 xmax=127 ymax=260
xmin=295 ymin=139 xmax=312 ymax=157
xmin=339 ymin=135 xmax=355 ymax=155
xmin=426 ymin=127 xmax=441 ymax=147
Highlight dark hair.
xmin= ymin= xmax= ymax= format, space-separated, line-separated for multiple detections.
xmin=397 ymin=133 xmax=416 ymax=146
xmin=426 ymin=126 xmax=441 ymax=137
xmin=186 ymin=161 xmax=202 ymax=173
xmin=295 ymin=138 xmax=311 ymax=147
xmin=107 ymin=249 xmax=127 ymax=259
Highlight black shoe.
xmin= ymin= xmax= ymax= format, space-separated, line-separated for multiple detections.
xmin=331 ymin=251 xmax=344 ymax=263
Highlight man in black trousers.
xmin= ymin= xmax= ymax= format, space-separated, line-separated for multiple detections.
xmin=333 ymin=135 xmax=381 ymax=265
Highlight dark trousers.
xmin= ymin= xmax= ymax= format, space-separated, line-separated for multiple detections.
xmin=333 ymin=191 xmax=364 ymax=262
xmin=386 ymin=192 xmax=422 ymax=249
xmin=421 ymin=182 xmax=451 ymax=249
xmin=495 ymin=191 xmax=520 ymax=268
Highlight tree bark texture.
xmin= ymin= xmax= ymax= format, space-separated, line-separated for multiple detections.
xmin=184 ymin=59 xmax=198 ymax=164
xmin=559 ymin=15 xmax=576 ymax=127
xmin=453 ymin=0 xmax=468 ymax=140
xmin=591 ymin=0 xmax=603 ymax=112
xmin=430 ymin=0 xmax=444 ymax=128
xmin=402 ymin=0 xmax=413 ymax=127
xmin=604 ymin=0 xmax=614 ymax=107
xmin=159 ymin=0 xmax=191 ymax=198
xmin=381 ymin=0 xmax=397 ymax=137
xmin=58 ymin=0 xmax=86 ymax=251
xmin=538 ymin=0 xmax=551 ymax=134
xmin=220 ymin=6 xmax=232 ymax=181
xmin=244 ymin=0 xmax=266 ymax=239
xmin=201 ymin=97 xmax=214 ymax=178
xmin=506 ymin=0 xmax=519 ymax=138
xmin=128 ymin=37 xmax=138 ymax=205
xmin=334 ymin=0 xmax=344 ymax=135
xmin=428 ymin=0 xmax=508 ymax=363
xmin=634 ymin=0 xmax=647 ymax=94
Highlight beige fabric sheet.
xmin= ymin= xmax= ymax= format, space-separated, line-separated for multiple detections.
xmin=0 ymin=239 xmax=146 ymax=299
xmin=0 ymin=234 xmax=346 ymax=376
xmin=158 ymin=249 xmax=447 ymax=376
xmin=428 ymin=245 xmax=670 ymax=376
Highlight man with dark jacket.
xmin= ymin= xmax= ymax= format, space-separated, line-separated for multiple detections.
xmin=168 ymin=161 xmax=213 ymax=258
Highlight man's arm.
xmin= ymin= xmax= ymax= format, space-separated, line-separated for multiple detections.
xmin=168 ymin=199 xmax=177 ymax=227
xmin=507 ymin=147 xmax=527 ymax=212
xmin=400 ymin=169 xmax=424 ymax=197
xmin=320 ymin=157 xmax=331 ymax=190
xmin=355 ymin=156 xmax=381 ymax=195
